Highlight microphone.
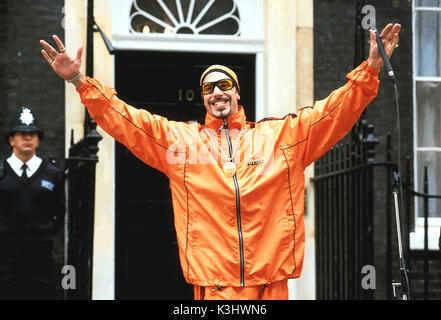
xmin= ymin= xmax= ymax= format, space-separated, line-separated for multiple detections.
xmin=372 ymin=28 xmax=396 ymax=84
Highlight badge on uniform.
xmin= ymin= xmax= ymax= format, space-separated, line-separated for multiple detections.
xmin=41 ymin=180 xmax=54 ymax=191
xmin=19 ymin=108 xmax=35 ymax=126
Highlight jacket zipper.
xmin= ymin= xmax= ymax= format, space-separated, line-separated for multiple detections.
xmin=222 ymin=119 xmax=245 ymax=287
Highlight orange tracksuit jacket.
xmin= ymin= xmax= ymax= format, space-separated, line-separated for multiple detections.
xmin=77 ymin=60 xmax=379 ymax=288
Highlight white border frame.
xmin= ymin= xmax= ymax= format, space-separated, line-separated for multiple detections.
xmin=411 ymin=0 xmax=441 ymax=250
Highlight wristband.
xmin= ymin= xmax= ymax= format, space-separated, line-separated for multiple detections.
xmin=67 ymin=73 xmax=82 ymax=83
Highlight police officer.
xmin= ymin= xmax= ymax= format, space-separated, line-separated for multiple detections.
xmin=0 ymin=106 xmax=65 ymax=300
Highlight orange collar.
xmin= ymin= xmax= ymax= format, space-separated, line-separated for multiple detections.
xmin=204 ymin=106 xmax=247 ymax=131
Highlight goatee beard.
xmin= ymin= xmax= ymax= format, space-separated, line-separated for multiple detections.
xmin=211 ymin=107 xmax=230 ymax=119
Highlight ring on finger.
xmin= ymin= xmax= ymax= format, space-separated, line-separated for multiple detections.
xmin=49 ymin=57 xmax=54 ymax=65
xmin=60 ymin=48 xmax=66 ymax=53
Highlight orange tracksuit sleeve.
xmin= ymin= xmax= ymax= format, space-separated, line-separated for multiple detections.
xmin=76 ymin=77 xmax=185 ymax=177
xmin=295 ymin=60 xmax=380 ymax=168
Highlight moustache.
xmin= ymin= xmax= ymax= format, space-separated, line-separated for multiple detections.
xmin=209 ymin=97 xmax=232 ymax=104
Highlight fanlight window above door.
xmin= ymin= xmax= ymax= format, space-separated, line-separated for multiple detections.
xmin=129 ymin=0 xmax=241 ymax=36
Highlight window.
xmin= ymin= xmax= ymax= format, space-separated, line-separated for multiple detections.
xmin=412 ymin=0 xmax=441 ymax=249
xmin=129 ymin=0 xmax=241 ymax=36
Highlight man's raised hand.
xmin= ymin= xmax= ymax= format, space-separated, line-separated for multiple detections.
xmin=367 ymin=23 xmax=401 ymax=70
xmin=40 ymin=35 xmax=83 ymax=81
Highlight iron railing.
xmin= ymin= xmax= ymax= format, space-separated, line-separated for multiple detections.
xmin=404 ymin=161 xmax=441 ymax=300
xmin=313 ymin=117 xmax=440 ymax=299
xmin=313 ymin=118 xmax=377 ymax=300
xmin=65 ymin=127 xmax=101 ymax=300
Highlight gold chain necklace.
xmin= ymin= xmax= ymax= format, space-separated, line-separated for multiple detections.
xmin=207 ymin=129 xmax=244 ymax=178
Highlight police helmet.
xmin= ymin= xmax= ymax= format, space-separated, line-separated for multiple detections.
xmin=6 ymin=106 xmax=44 ymax=145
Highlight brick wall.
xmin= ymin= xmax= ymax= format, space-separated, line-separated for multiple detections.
xmin=0 ymin=0 xmax=65 ymax=165
xmin=408 ymin=253 xmax=441 ymax=300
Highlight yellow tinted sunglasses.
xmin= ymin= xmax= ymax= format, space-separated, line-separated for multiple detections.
xmin=201 ymin=79 xmax=235 ymax=95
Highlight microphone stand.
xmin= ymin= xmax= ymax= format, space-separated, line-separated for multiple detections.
xmin=391 ymin=170 xmax=410 ymax=300
xmin=371 ymin=26 xmax=410 ymax=300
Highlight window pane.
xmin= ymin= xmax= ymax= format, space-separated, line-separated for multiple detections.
xmin=416 ymin=0 xmax=441 ymax=7
xmin=416 ymin=151 xmax=441 ymax=217
xmin=195 ymin=0 xmax=240 ymax=35
xmin=130 ymin=0 xmax=240 ymax=35
xmin=415 ymin=11 xmax=441 ymax=77
xmin=416 ymin=82 xmax=441 ymax=148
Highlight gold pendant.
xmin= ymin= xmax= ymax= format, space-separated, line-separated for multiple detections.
xmin=223 ymin=161 xmax=236 ymax=178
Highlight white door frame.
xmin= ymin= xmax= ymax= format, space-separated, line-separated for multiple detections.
xmin=97 ymin=0 xmax=265 ymax=299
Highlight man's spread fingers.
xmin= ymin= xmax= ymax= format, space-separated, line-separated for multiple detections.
xmin=41 ymin=50 xmax=52 ymax=63
xmin=52 ymin=35 xmax=66 ymax=52
xmin=379 ymin=23 xmax=393 ymax=39
xmin=40 ymin=40 xmax=59 ymax=57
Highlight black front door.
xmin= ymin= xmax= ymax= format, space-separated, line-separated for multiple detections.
xmin=114 ymin=51 xmax=255 ymax=299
